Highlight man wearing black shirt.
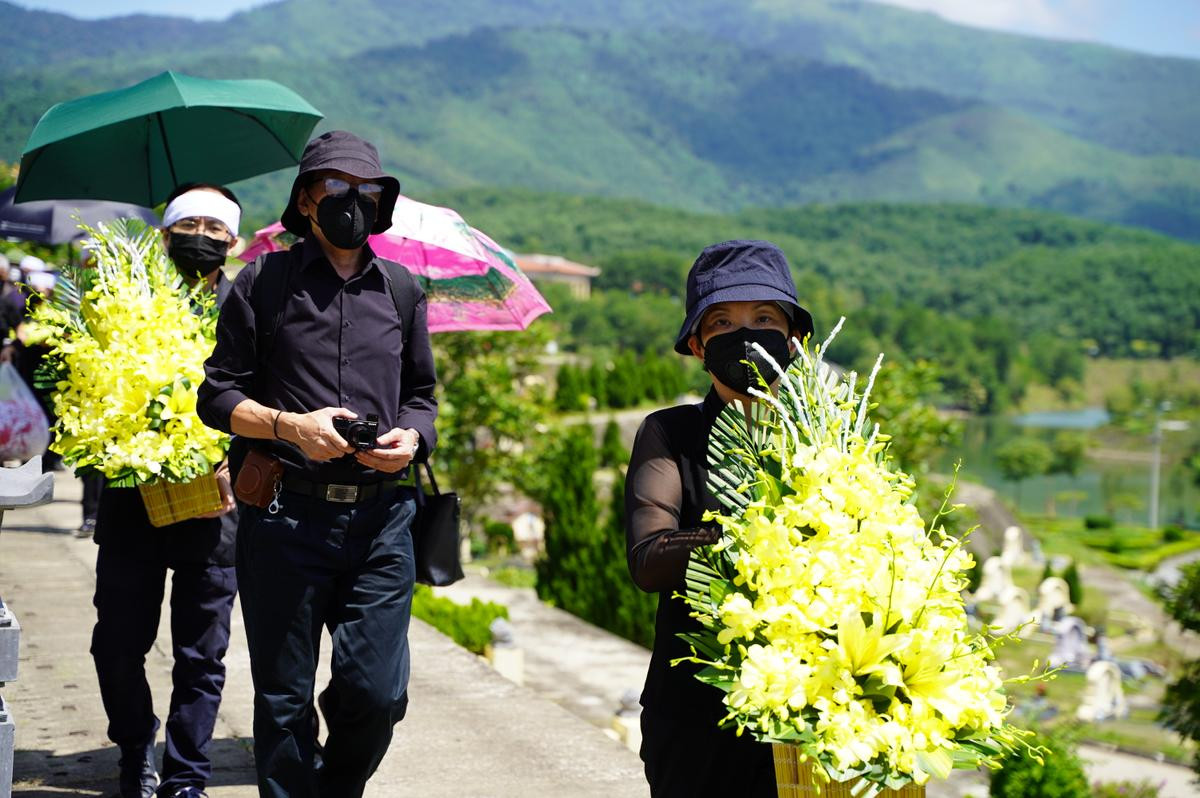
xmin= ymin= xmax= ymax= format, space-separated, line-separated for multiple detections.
xmin=197 ymin=131 xmax=436 ymax=798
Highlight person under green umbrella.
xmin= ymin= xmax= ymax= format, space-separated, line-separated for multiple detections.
xmin=89 ymin=184 xmax=242 ymax=798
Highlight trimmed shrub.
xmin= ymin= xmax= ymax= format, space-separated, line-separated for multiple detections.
xmin=1084 ymin=514 xmax=1114 ymax=529
xmin=411 ymin=584 xmax=508 ymax=655
xmin=1061 ymin=560 xmax=1083 ymax=607
xmin=483 ymin=520 xmax=515 ymax=554
xmin=1091 ymin=780 xmax=1163 ymax=798
xmin=989 ymin=730 xmax=1089 ymax=798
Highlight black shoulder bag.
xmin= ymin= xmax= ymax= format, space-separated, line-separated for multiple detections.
xmin=246 ymin=251 xmax=464 ymax=585
xmin=411 ymin=461 xmax=464 ymax=586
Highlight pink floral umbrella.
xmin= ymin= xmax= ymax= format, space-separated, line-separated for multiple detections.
xmin=240 ymin=195 xmax=551 ymax=333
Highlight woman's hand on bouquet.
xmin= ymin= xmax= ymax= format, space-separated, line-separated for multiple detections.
xmin=197 ymin=459 xmax=237 ymax=518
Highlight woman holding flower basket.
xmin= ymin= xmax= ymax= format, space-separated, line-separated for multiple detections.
xmin=629 ymin=240 xmax=1031 ymax=798
xmin=625 ymin=240 xmax=814 ymax=797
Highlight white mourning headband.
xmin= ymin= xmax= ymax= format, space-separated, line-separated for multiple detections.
xmin=162 ymin=190 xmax=241 ymax=237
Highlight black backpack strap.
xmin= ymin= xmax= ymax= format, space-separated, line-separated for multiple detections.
xmin=379 ymin=259 xmax=417 ymax=344
xmin=248 ymin=250 xmax=297 ymax=371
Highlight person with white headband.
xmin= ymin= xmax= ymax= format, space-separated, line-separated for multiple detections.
xmin=161 ymin=183 xmax=242 ymax=284
xmin=88 ymin=183 xmax=242 ymax=798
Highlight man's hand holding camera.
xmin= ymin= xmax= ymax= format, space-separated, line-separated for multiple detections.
xmin=277 ymin=407 xmax=417 ymax=472
xmin=355 ymin=426 xmax=419 ymax=473
xmin=276 ymin=407 xmax=357 ymax=462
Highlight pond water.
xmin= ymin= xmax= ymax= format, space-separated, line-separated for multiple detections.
xmin=1013 ymin=407 xmax=1111 ymax=429
xmin=935 ymin=408 xmax=1199 ymax=528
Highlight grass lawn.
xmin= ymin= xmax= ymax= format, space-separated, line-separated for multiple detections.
xmin=992 ymin=632 xmax=1194 ymax=763
xmin=1019 ymin=357 xmax=1200 ymax=413
xmin=1024 ymin=514 xmax=1200 ymax=571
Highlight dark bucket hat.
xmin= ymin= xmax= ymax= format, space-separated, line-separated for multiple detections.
xmin=280 ymin=130 xmax=401 ymax=237
xmin=674 ymin=239 xmax=814 ymax=355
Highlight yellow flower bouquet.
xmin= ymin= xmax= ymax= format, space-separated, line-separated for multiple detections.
xmin=681 ymin=320 xmax=1027 ymax=796
xmin=31 ymin=220 xmax=228 ymax=521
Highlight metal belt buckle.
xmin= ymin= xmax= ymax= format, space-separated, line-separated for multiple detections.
xmin=325 ymin=483 xmax=359 ymax=503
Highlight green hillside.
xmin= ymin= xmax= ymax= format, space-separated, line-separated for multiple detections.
xmin=433 ymin=187 xmax=1200 ymax=357
xmin=3 ymin=0 xmax=1196 ymax=160
xmin=428 ymin=189 xmax=1199 ymax=408
xmin=1 ymin=1 xmax=1198 ymax=238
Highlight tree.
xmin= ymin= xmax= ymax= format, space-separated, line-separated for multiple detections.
xmin=554 ymin=363 xmax=586 ymax=412
xmin=1159 ymin=561 xmax=1200 ymax=777
xmin=0 ymin=160 xmax=15 ymax=191
xmin=533 ymin=425 xmax=600 ymax=618
xmin=587 ymin=361 xmax=609 ymax=408
xmin=432 ymin=326 xmax=551 ymax=533
xmin=869 ymin=360 xmax=960 ymax=474
xmin=597 ymin=469 xmax=657 ymax=647
xmin=994 ymin=436 xmax=1052 ymax=506
xmin=532 ymin=426 xmax=656 ymax=648
xmin=1187 ymin=444 xmax=1200 ymax=488
xmin=1049 ymin=431 xmax=1088 ymax=478
xmin=599 ymin=417 xmax=626 ymax=468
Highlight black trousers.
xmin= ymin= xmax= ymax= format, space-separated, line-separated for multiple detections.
xmin=91 ymin=543 xmax=237 ymax=794
xmin=81 ymin=473 xmax=104 ymax=522
xmin=640 ymin=709 xmax=777 ymax=797
xmin=237 ymin=486 xmax=417 ymax=798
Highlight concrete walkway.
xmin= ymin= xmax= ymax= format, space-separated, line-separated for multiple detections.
xmin=0 ymin=472 xmax=645 ymax=797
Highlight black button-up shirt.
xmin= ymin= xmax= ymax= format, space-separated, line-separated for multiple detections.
xmin=197 ymin=238 xmax=438 ymax=483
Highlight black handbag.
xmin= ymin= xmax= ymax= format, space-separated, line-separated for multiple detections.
xmin=412 ymin=461 xmax=464 ymax=586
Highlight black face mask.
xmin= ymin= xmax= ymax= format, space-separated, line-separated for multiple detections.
xmin=314 ymin=190 xmax=377 ymax=250
xmin=702 ymin=327 xmax=793 ymax=395
xmin=167 ymin=233 xmax=229 ymax=279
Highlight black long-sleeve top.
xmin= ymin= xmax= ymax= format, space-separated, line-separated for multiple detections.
xmin=625 ymin=388 xmax=727 ymax=722
xmin=197 ymin=238 xmax=438 ymax=483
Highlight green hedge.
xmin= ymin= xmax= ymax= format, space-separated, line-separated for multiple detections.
xmin=1107 ymin=537 xmax=1200 ymax=570
xmin=411 ymin=584 xmax=509 ymax=654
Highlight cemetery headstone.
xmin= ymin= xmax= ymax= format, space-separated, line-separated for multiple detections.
xmin=1036 ymin=576 xmax=1075 ymax=629
xmin=1049 ymin=616 xmax=1090 ymax=670
xmin=992 ymin=585 xmax=1032 ymax=636
xmin=1001 ymin=526 xmax=1027 ymax=569
xmin=1076 ymin=660 xmax=1128 ymax=722
xmin=974 ymin=556 xmax=1013 ymax=603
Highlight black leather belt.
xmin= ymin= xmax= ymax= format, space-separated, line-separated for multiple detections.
xmin=282 ymin=469 xmax=415 ymax=504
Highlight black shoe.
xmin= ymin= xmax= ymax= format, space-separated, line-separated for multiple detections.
xmin=117 ymin=741 xmax=158 ymax=798
xmin=164 ymin=788 xmax=207 ymax=798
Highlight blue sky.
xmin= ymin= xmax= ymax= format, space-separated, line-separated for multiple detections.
xmin=872 ymin=0 xmax=1200 ymax=59
xmin=13 ymin=0 xmax=1200 ymax=59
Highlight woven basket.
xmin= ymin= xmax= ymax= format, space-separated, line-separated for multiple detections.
xmin=137 ymin=471 xmax=222 ymax=527
xmin=773 ymin=745 xmax=925 ymax=798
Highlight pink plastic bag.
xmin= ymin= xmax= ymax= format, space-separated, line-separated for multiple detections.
xmin=0 ymin=362 xmax=50 ymax=461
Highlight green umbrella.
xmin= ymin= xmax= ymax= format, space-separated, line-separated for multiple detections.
xmin=15 ymin=71 xmax=323 ymax=206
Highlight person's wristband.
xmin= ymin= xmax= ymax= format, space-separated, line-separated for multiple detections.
xmin=272 ymin=410 xmax=283 ymax=441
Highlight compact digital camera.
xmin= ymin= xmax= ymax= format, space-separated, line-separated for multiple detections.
xmin=333 ymin=413 xmax=380 ymax=450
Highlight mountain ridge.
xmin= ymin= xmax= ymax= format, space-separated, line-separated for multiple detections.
xmin=1 ymin=2 xmax=1198 ymax=238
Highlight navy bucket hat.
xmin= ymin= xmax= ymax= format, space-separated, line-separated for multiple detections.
xmin=280 ymin=130 xmax=401 ymax=237
xmin=673 ymin=239 xmax=814 ymax=355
